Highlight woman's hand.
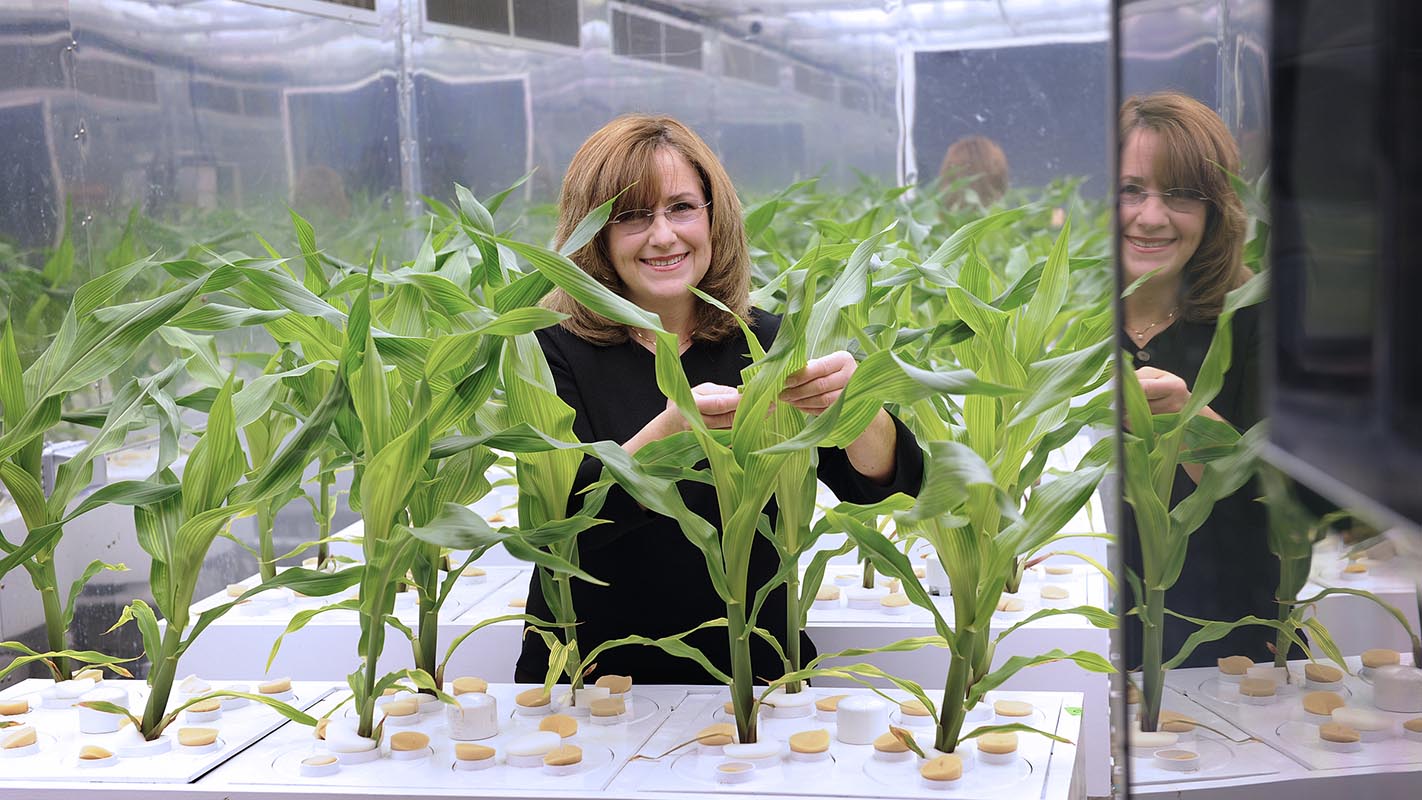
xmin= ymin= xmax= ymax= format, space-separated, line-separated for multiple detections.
xmin=780 ymin=351 xmax=857 ymax=414
xmin=1135 ymin=366 xmax=1191 ymax=414
xmin=677 ymin=382 xmax=741 ymax=430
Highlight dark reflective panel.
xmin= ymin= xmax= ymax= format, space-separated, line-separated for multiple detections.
xmin=1117 ymin=2 xmax=1422 ymax=798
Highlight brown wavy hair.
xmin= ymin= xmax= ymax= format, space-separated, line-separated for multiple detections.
xmin=544 ymin=114 xmax=751 ymax=344
xmin=1120 ymin=92 xmax=1251 ymax=322
xmin=938 ymin=135 xmax=1009 ymax=208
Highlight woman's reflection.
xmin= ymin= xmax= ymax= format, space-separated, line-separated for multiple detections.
xmin=1117 ymin=91 xmax=1279 ymax=667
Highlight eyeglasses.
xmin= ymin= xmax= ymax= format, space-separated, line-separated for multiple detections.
xmin=1118 ymin=184 xmax=1210 ymax=213
xmin=608 ymin=200 xmax=711 ymax=234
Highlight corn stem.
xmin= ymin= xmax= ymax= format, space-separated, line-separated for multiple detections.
xmin=316 ymin=467 xmax=333 ymax=569
xmin=416 ymin=589 xmax=439 ymax=690
xmin=936 ymin=650 xmax=970 ymax=752
xmin=727 ymin=602 xmax=758 ymax=744
xmin=38 ymin=559 xmax=70 ymax=681
xmin=1139 ymin=587 xmax=1166 ymax=731
xmin=141 ymin=625 xmax=186 ymax=738
xmin=784 ymin=571 xmax=803 ymax=693
xmin=257 ymin=504 xmax=277 ymax=582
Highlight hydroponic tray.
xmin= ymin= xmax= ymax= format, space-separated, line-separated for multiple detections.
xmin=0 ymin=678 xmax=331 ymax=784
xmin=609 ymin=687 xmax=1082 ymax=799
xmin=211 ymin=682 xmax=687 ymax=793
xmin=1125 ymin=683 xmax=1289 ymax=786
xmin=1166 ymin=658 xmax=1422 ymax=771
xmin=174 ymin=565 xmax=526 ymax=678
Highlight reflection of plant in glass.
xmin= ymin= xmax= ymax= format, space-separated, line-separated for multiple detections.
xmin=1120 ymin=273 xmax=1304 ymax=731
xmin=1259 ymin=467 xmax=1422 ymax=671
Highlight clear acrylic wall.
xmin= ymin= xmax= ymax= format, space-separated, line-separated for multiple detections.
xmin=0 ymin=0 xmax=1110 ymax=682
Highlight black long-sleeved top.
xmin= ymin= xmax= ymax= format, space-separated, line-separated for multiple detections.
xmin=1119 ymin=304 xmax=1286 ymax=667
xmin=513 ymin=308 xmax=925 ymax=684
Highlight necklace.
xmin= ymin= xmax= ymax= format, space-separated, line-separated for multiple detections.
xmin=1127 ymin=306 xmax=1179 ymax=342
xmin=629 ymin=327 xmax=690 ymax=351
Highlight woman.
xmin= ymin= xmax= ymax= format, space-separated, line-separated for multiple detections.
xmin=1116 ymin=92 xmax=1275 ymax=667
xmin=514 ymin=114 xmax=924 ymax=685
xmin=938 ymin=134 xmax=1009 ymax=209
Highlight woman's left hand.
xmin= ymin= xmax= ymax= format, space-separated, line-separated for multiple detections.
xmin=1135 ymin=366 xmax=1191 ymax=414
xmin=781 ymin=351 xmax=857 ymax=414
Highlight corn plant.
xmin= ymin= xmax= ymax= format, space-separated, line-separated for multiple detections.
xmin=1120 ymin=272 xmax=1289 ymax=730
xmin=89 ymin=360 xmax=358 ymax=739
xmin=0 ymin=256 xmax=223 ymax=681
xmin=1258 ymin=465 xmax=1422 ymax=671
xmin=756 ymin=211 xmax=1117 ymax=753
xmin=478 ymin=206 xmax=1017 ymax=743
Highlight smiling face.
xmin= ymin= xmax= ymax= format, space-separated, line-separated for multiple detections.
xmin=1119 ymin=128 xmax=1206 ymax=290
xmin=604 ymin=148 xmax=712 ymax=322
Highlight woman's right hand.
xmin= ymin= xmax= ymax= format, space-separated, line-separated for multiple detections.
xmin=623 ymin=383 xmax=740 ymax=456
xmin=663 ymin=382 xmax=740 ymax=432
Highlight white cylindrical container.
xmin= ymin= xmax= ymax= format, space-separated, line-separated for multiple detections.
xmin=447 ymin=693 xmax=499 ymax=741
xmin=77 ymin=750 xmax=117 ymax=769
xmin=299 ymin=755 xmax=340 ymax=777
xmin=77 ymin=687 xmax=129 ymax=734
xmin=324 ymin=721 xmax=380 ymax=765
xmin=762 ymin=689 xmax=814 ymax=719
xmin=722 ymin=739 xmax=782 ymax=765
xmin=837 ymin=695 xmax=889 ymax=745
xmin=506 ymin=731 xmax=561 ymax=768
xmin=716 ymin=762 xmax=756 ymax=784
xmin=845 ymin=586 xmax=889 ymax=610
xmin=556 ymin=686 xmax=609 ymax=718
xmin=1153 ymin=748 xmax=1201 ymax=772
xmin=0 ymin=726 xmax=39 ymax=758
xmin=115 ymin=735 xmax=171 ymax=758
xmin=1372 ymin=666 xmax=1422 ymax=713
xmin=925 ymin=555 xmax=950 ymax=595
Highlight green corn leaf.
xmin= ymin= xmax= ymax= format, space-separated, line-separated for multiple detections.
xmin=993 ymin=605 xmax=1116 ymax=647
xmin=558 ymin=196 xmax=619 ymax=257
xmin=0 ymin=479 xmax=181 ymax=578
xmin=1289 ymin=587 xmax=1422 ymax=649
xmin=73 ymin=253 xmax=159 ymax=317
xmin=1005 ymin=337 xmax=1112 ymax=427
xmin=831 ymin=506 xmax=953 ymax=642
xmin=1162 ymin=613 xmax=1311 ymax=670
xmin=1171 ymin=271 xmax=1267 ymax=430
xmin=439 ymin=613 xmax=553 ymax=681
xmin=920 ymin=206 xmax=1030 ymax=273
xmin=455 ymin=183 xmax=495 ymax=235
xmin=169 ymin=304 xmax=289 ymax=331
xmin=0 ymin=321 xmax=24 ymax=430
xmin=62 ymin=560 xmax=127 ymax=631
xmin=289 ymin=208 xmax=329 ymax=295
xmin=579 ymin=620 xmax=735 ymax=686
xmin=105 ymin=599 xmax=164 ymax=675
xmin=960 ymin=722 xmax=1073 ymax=745
xmin=966 ymin=649 xmax=1115 ymax=704
xmin=763 ymin=350 xmax=1015 ymax=452
xmin=0 ymin=642 xmax=134 ymax=683
xmin=997 ymin=462 xmax=1107 ymax=557
xmin=484 ymin=169 xmax=535 ymax=216
xmin=899 ymin=440 xmax=998 ymax=524
xmin=181 ymin=378 xmax=247 ymax=519
xmin=1014 ymin=218 xmax=1072 ymax=362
